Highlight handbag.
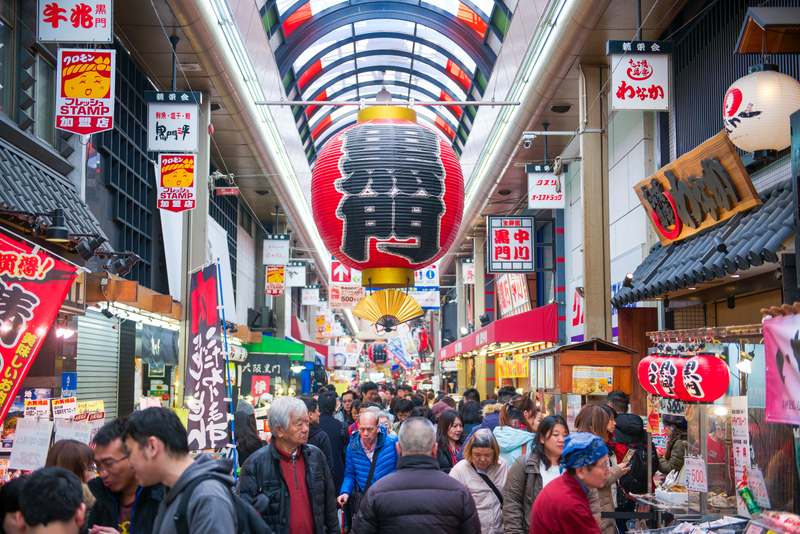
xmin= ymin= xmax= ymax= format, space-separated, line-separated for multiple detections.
xmin=349 ymin=445 xmax=382 ymax=514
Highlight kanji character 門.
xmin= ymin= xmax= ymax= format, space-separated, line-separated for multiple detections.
xmin=43 ymin=3 xmax=67 ymax=28
xmin=495 ymin=246 xmax=511 ymax=260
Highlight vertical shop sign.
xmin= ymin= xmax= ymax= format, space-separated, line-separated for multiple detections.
xmin=265 ymin=266 xmax=285 ymax=296
xmin=262 ymin=235 xmax=291 ymax=265
xmin=0 ymin=234 xmax=77 ymax=423
xmin=285 ymin=261 xmax=307 ymax=287
xmin=527 ymin=164 xmax=566 ymax=210
xmin=462 ymin=259 xmax=474 ymax=284
xmin=38 ymin=0 xmax=113 ymax=42
xmin=157 ymin=154 xmax=196 ymax=213
xmin=486 ymin=216 xmax=534 ymax=273
xmin=56 ymin=49 xmax=115 ymax=135
xmin=606 ymin=41 xmax=672 ymax=111
xmin=302 ymin=285 xmax=320 ymax=306
xmin=731 ymin=396 xmax=752 ymax=517
xmin=763 ymin=313 xmax=800 ymax=424
xmin=185 ymin=264 xmax=229 ymax=450
xmin=145 ymin=91 xmax=201 ymax=152
xmin=496 ymin=275 xmax=513 ymax=316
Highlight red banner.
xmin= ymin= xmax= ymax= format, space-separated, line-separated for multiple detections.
xmin=0 ymin=233 xmax=77 ymax=422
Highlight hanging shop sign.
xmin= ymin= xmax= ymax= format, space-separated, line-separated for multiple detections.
xmin=185 ymin=263 xmax=228 ymax=450
xmin=262 ymin=234 xmax=291 ymax=265
xmin=265 ymin=266 xmax=285 ymax=296
xmin=635 ymin=131 xmax=761 ymax=246
xmin=61 ymin=372 xmax=76 ymax=398
xmin=332 ymin=321 xmax=344 ymax=337
xmin=145 ymin=91 xmax=202 ymax=153
xmin=330 ymin=258 xmax=361 ymax=285
xmin=141 ymin=324 xmax=179 ymax=366
xmin=572 ymin=366 xmax=613 ymax=395
xmin=285 ymin=260 xmax=306 ymax=287
xmin=731 ymin=396 xmax=753 ymax=517
xmin=301 ymin=285 xmax=320 ymax=306
xmin=386 ymin=337 xmax=413 ymax=371
xmin=0 ymin=234 xmax=77 ymax=423
xmin=157 ymin=154 xmax=196 ymax=213
xmin=239 ymin=354 xmax=290 ymax=397
xmin=527 ymin=164 xmax=566 ymax=210
xmin=406 ymin=287 xmax=440 ymax=310
xmin=462 ymin=258 xmax=474 ymax=284
xmin=38 ymin=0 xmax=113 ymax=43
xmin=509 ymin=273 xmax=529 ymax=311
xmin=56 ymin=49 xmax=115 ymax=135
xmin=496 ymin=275 xmax=513 ymax=316
xmin=763 ymin=313 xmax=800 ymax=425
xmin=607 ymin=40 xmax=672 ymax=111
xmin=486 ymin=216 xmax=535 ymax=273
xmin=311 ymin=117 xmax=463 ymax=282
xmin=330 ymin=284 xmax=365 ymax=309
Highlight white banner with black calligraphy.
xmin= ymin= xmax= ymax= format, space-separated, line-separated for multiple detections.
xmin=185 ymin=263 xmax=229 ymax=450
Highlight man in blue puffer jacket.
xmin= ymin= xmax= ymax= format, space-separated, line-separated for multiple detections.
xmin=337 ymin=411 xmax=398 ymax=509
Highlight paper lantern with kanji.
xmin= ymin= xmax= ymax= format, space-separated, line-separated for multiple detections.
xmin=656 ymin=358 xmax=680 ymax=399
xmin=312 ymin=107 xmax=464 ymax=288
xmin=637 ymin=354 xmax=660 ymax=395
xmin=679 ymin=354 xmax=730 ymax=402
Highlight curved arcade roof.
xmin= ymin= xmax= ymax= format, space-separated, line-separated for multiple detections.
xmin=258 ymin=0 xmax=516 ymax=163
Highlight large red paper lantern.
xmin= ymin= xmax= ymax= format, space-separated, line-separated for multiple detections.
xmin=656 ymin=358 xmax=680 ymax=399
xmin=311 ymin=107 xmax=464 ymax=288
xmin=679 ymin=354 xmax=730 ymax=402
xmin=638 ymin=354 xmax=659 ymax=395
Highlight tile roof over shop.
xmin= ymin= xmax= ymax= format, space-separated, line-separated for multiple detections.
xmin=611 ymin=180 xmax=794 ymax=307
xmin=0 ymin=139 xmax=108 ymax=240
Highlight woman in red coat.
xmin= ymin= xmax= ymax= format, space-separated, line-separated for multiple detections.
xmin=530 ymin=432 xmax=610 ymax=534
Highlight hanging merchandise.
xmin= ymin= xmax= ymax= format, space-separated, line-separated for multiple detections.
xmin=0 ymin=233 xmax=78 ymax=423
xmin=56 ymin=49 xmax=115 ymax=135
xmin=724 ymin=64 xmax=800 ymax=157
xmin=311 ymin=107 xmax=463 ymax=330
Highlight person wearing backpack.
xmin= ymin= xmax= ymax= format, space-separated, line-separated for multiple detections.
xmin=238 ymin=396 xmax=340 ymax=534
xmin=120 ymin=408 xmax=237 ymax=534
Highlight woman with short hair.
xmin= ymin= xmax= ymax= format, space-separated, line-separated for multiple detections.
xmin=450 ymin=429 xmax=509 ymax=534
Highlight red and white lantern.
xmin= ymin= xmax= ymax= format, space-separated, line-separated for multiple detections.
xmin=638 ymin=354 xmax=660 ymax=395
xmin=679 ymin=354 xmax=730 ymax=403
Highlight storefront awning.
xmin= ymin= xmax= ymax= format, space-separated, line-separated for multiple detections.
xmin=290 ymin=316 xmax=331 ymax=367
xmin=439 ymin=303 xmax=558 ymax=361
xmin=244 ymin=335 xmax=306 ymax=361
xmin=611 ymin=181 xmax=794 ymax=307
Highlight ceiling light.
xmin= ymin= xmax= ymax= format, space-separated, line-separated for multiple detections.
xmin=622 ymin=273 xmax=634 ymax=289
xmin=731 ymin=274 xmax=740 ymax=278
xmin=460 ymin=326 xmax=468 ymax=335
xmin=713 ymin=406 xmax=729 ymax=416
xmin=76 ymin=235 xmax=107 ymax=261
xmin=689 ymin=287 xmax=697 ymax=290
xmin=46 ymin=208 xmax=70 ymax=242
xmin=736 ymin=359 xmax=752 ymax=374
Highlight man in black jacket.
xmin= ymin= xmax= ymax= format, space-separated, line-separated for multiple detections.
xmin=301 ymin=396 xmax=335 ymax=474
xmin=317 ymin=391 xmax=347 ymax=493
xmin=237 ymin=396 xmax=339 ymax=534
xmin=88 ymin=416 xmax=163 ymax=534
xmin=608 ymin=391 xmax=648 ymax=447
xmin=352 ymin=417 xmax=480 ymax=534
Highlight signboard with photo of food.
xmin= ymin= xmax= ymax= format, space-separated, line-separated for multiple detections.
xmin=571 ymin=366 xmax=613 ymax=395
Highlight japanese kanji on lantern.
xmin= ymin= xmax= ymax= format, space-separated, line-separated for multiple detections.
xmin=486 ymin=216 xmax=534 ymax=273
xmin=637 ymin=351 xmax=730 ymax=403
xmin=56 ymin=49 xmax=115 ymax=135
xmin=0 ymin=232 xmax=78 ymax=423
xmin=38 ymin=0 xmax=113 ymax=43
xmin=311 ymin=106 xmax=464 ymax=329
xmin=607 ymin=40 xmax=672 ymax=112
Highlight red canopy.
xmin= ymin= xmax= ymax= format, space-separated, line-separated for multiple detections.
xmin=438 ymin=303 xmax=558 ymax=361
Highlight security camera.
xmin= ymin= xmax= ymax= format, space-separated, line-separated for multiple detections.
xmin=523 ymin=140 xmax=532 ymax=149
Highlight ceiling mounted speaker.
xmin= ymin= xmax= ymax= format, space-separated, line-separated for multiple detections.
xmin=353 ymin=289 xmax=424 ymax=330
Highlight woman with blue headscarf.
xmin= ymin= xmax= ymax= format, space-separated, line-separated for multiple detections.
xmin=529 ymin=433 xmax=609 ymax=534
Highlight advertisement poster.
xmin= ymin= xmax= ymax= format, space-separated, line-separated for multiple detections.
xmin=386 ymin=337 xmax=413 ymax=371
xmin=52 ymin=397 xmax=77 ymax=419
xmin=732 ymin=396 xmax=752 ymax=517
xmin=763 ymin=314 xmax=800 ymax=424
xmin=2 ymin=389 xmax=50 ymax=450
xmin=56 ymin=49 xmax=115 ymax=135
xmin=333 ymin=340 xmax=362 ymax=370
xmin=8 ymin=419 xmax=52 ymax=471
xmin=265 ymin=266 xmax=285 ymax=296
xmin=24 ymin=399 xmax=50 ymax=419
xmin=157 ymin=154 xmax=196 ymax=213
xmin=497 ymin=353 xmax=529 ymax=380
xmin=146 ymin=91 xmax=200 ymax=152
xmin=38 ymin=0 xmax=113 ymax=42
xmin=572 ymin=366 xmax=613 ymax=395
xmin=185 ymin=263 xmax=229 ymax=450
xmin=330 ymin=284 xmax=364 ymax=309
xmin=0 ymin=233 xmax=77 ymax=424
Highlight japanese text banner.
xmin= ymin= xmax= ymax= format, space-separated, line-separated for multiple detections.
xmin=0 ymin=233 xmax=77 ymax=422
xmin=185 ymin=263 xmax=229 ymax=450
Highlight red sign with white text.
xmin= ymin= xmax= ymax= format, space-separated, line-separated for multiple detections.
xmin=0 ymin=233 xmax=77 ymax=423
xmin=56 ymin=49 xmax=115 ymax=135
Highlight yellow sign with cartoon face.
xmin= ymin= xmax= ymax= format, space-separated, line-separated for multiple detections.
xmin=61 ymin=54 xmax=112 ymax=99
xmin=160 ymin=157 xmax=195 ymax=188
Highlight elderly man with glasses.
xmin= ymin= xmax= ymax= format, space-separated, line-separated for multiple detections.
xmin=87 ymin=416 xmax=164 ymax=534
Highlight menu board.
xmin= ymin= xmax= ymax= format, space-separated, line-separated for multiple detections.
xmin=572 ymin=366 xmax=613 ymax=395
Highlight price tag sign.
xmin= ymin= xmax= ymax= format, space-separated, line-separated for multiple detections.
xmin=748 ymin=467 xmax=771 ymax=509
xmin=685 ymin=457 xmax=708 ymax=492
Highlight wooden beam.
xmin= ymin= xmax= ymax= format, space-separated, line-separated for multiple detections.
xmin=85 ymin=272 xmax=138 ymax=303
xmin=560 ymin=352 xmax=632 ymax=367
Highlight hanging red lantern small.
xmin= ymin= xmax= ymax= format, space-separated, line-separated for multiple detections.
xmin=679 ymin=354 xmax=730 ymax=403
xmin=637 ymin=354 xmax=659 ymax=395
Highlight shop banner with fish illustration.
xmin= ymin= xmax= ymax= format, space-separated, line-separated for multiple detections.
xmin=157 ymin=154 xmax=196 ymax=213
xmin=56 ymin=49 xmax=115 ymax=135
xmin=764 ymin=314 xmax=800 ymax=425
xmin=0 ymin=233 xmax=77 ymax=423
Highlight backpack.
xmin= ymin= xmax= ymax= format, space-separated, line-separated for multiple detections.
xmin=616 ymin=443 xmax=652 ymax=496
xmin=174 ymin=474 xmax=270 ymax=534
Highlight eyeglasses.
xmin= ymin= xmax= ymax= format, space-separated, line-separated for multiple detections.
xmin=94 ymin=454 xmax=129 ymax=474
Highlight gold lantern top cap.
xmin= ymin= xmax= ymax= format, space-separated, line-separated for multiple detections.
xmin=357 ymin=106 xmax=417 ymax=122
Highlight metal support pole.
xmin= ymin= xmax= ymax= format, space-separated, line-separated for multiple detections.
xmin=636 ymin=0 xmax=642 ymax=41
xmin=217 ymin=257 xmax=237 ymax=482
xmin=169 ymin=36 xmax=180 ymax=92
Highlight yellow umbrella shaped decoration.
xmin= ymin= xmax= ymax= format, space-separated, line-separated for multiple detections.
xmin=353 ymin=289 xmax=424 ymax=330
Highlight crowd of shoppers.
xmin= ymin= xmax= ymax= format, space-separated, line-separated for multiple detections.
xmin=2 ymin=383 xmax=678 ymax=534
